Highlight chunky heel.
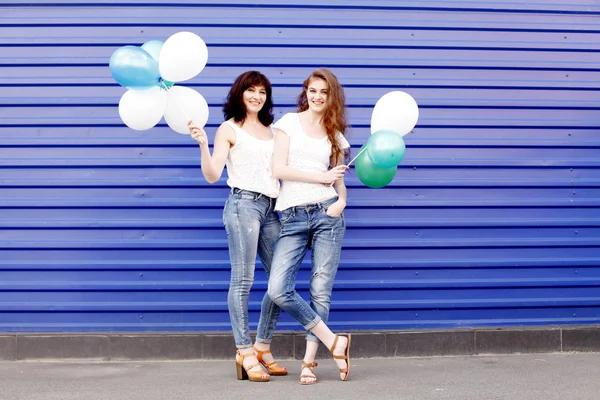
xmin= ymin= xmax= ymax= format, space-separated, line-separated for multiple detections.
xmin=235 ymin=360 xmax=248 ymax=380
xmin=235 ymin=350 xmax=270 ymax=382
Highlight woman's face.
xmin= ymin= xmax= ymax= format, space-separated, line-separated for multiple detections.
xmin=243 ymin=85 xmax=267 ymax=114
xmin=306 ymin=78 xmax=328 ymax=113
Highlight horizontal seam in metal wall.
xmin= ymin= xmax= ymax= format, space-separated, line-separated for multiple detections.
xmin=2 ymin=3 xmax=599 ymax=16
xmin=2 ymin=85 xmax=599 ymax=91
xmin=2 ymin=145 xmax=597 ymax=151
xmin=2 ymin=44 xmax=600 ymax=54
xmin=2 ymin=64 xmax=600 ymax=72
xmin=2 ymin=124 xmax=599 ymax=130
xmin=4 ymin=104 xmax=600 ymax=112
xmin=2 ymin=23 xmax=600 ymax=35
xmin=4 ymin=105 xmax=600 ymax=112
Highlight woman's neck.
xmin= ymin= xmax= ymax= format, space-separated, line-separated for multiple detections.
xmin=243 ymin=112 xmax=261 ymax=126
xmin=304 ymin=109 xmax=324 ymax=126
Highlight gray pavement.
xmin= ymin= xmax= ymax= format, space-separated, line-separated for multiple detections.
xmin=0 ymin=353 xmax=598 ymax=400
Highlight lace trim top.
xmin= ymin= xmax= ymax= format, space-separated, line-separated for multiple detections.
xmin=224 ymin=120 xmax=280 ymax=198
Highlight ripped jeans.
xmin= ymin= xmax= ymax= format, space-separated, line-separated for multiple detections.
xmin=223 ymin=188 xmax=282 ymax=349
xmin=267 ymin=196 xmax=345 ymax=343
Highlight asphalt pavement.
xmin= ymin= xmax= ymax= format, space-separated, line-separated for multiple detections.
xmin=0 ymin=352 xmax=598 ymax=400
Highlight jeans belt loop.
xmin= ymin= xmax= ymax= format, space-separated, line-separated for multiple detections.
xmin=318 ymin=200 xmax=326 ymax=212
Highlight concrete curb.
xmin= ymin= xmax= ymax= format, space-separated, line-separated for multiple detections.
xmin=1 ymin=326 xmax=599 ymax=361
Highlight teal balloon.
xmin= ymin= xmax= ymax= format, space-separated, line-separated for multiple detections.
xmin=366 ymin=129 xmax=406 ymax=169
xmin=355 ymin=145 xmax=397 ymax=188
xmin=109 ymin=46 xmax=161 ymax=89
xmin=141 ymin=40 xmax=164 ymax=62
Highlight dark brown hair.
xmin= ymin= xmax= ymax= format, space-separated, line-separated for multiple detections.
xmin=223 ymin=71 xmax=274 ymax=126
xmin=296 ymin=68 xmax=349 ymax=165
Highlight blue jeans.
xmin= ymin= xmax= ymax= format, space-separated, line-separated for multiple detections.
xmin=267 ymin=196 xmax=346 ymax=343
xmin=223 ymin=188 xmax=282 ymax=349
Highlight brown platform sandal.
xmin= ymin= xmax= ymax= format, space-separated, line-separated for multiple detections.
xmin=331 ymin=334 xmax=352 ymax=381
xmin=253 ymin=346 xmax=288 ymax=376
xmin=235 ymin=350 xmax=270 ymax=382
xmin=298 ymin=361 xmax=318 ymax=385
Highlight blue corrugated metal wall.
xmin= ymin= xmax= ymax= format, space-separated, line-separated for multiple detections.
xmin=1 ymin=1 xmax=600 ymax=332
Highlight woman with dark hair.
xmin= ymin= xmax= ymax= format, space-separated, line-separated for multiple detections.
xmin=188 ymin=71 xmax=286 ymax=382
xmin=267 ymin=68 xmax=352 ymax=385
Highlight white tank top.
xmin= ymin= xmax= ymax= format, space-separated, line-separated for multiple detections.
xmin=224 ymin=120 xmax=280 ymax=198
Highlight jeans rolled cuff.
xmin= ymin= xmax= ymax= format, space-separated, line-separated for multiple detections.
xmin=302 ymin=315 xmax=322 ymax=331
xmin=306 ymin=334 xmax=320 ymax=343
xmin=255 ymin=337 xmax=272 ymax=344
xmin=235 ymin=344 xmax=254 ymax=350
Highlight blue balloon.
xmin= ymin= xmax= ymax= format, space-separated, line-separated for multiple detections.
xmin=366 ymin=129 xmax=406 ymax=169
xmin=109 ymin=46 xmax=161 ymax=89
xmin=141 ymin=40 xmax=164 ymax=62
xmin=140 ymin=41 xmax=175 ymax=89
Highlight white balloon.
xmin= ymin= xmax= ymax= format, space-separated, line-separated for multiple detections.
xmin=163 ymin=86 xmax=209 ymax=135
xmin=118 ymin=87 xmax=166 ymax=131
xmin=370 ymin=91 xmax=419 ymax=136
xmin=159 ymin=32 xmax=208 ymax=82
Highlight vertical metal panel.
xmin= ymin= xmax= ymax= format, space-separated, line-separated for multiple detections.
xmin=1 ymin=1 xmax=599 ymax=332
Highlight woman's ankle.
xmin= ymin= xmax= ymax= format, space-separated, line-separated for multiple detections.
xmin=238 ymin=347 xmax=255 ymax=356
xmin=303 ymin=356 xmax=316 ymax=364
xmin=253 ymin=341 xmax=270 ymax=352
xmin=332 ymin=335 xmax=348 ymax=354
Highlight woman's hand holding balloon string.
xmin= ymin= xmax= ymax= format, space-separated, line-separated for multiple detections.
xmin=188 ymin=120 xmax=207 ymax=146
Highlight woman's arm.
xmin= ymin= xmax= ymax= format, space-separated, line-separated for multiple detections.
xmin=325 ymin=152 xmax=348 ymax=217
xmin=189 ymin=121 xmax=235 ymax=184
xmin=272 ymin=128 xmax=347 ymax=184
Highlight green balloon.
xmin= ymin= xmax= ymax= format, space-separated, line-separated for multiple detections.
xmin=355 ymin=145 xmax=397 ymax=188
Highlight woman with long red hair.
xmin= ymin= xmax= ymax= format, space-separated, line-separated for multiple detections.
xmin=268 ymin=68 xmax=352 ymax=384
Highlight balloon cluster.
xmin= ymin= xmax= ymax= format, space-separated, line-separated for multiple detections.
xmin=354 ymin=91 xmax=419 ymax=188
xmin=109 ymin=32 xmax=210 ymax=134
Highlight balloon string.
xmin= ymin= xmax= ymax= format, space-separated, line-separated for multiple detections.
xmin=327 ymin=145 xmax=367 ymax=187
xmin=160 ymin=80 xmax=191 ymax=122
xmin=347 ymin=145 xmax=368 ymax=167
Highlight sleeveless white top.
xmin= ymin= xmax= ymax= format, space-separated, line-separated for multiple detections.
xmin=224 ymin=120 xmax=280 ymax=198
xmin=273 ymin=113 xmax=350 ymax=211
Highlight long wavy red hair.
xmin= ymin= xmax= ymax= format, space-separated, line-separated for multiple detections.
xmin=296 ymin=68 xmax=349 ymax=165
